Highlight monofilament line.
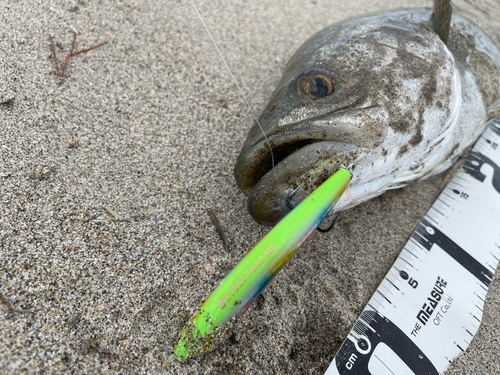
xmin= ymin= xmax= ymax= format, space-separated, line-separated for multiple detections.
xmin=190 ymin=0 xmax=278 ymax=182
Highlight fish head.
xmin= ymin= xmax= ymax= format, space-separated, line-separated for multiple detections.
xmin=234 ymin=10 xmax=452 ymax=225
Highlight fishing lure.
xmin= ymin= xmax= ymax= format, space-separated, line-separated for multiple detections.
xmin=174 ymin=168 xmax=351 ymax=361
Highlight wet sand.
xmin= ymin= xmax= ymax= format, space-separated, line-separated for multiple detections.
xmin=1 ymin=0 xmax=499 ymax=373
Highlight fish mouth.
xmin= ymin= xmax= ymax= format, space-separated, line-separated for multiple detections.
xmin=234 ymin=105 xmax=389 ymax=225
xmin=235 ymin=126 xmax=346 ymax=195
xmin=235 ymin=105 xmax=389 ymax=191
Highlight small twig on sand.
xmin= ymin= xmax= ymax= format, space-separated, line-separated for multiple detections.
xmin=49 ymin=33 xmax=108 ymax=83
xmin=196 ymin=228 xmax=209 ymax=243
xmin=49 ymin=36 xmax=61 ymax=78
xmin=0 ymin=98 xmax=15 ymax=105
xmin=71 ymin=41 xmax=108 ymax=56
xmin=208 ymin=209 xmax=230 ymax=251
xmin=0 ymin=293 xmax=34 ymax=314
xmin=103 ymin=205 xmax=124 ymax=221
xmin=60 ymin=33 xmax=77 ymax=83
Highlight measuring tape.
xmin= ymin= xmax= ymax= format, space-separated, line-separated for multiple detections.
xmin=326 ymin=117 xmax=500 ymax=375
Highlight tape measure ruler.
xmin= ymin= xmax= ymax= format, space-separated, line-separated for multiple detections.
xmin=326 ymin=117 xmax=500 ymax=375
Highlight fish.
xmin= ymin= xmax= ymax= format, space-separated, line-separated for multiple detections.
xmin=233 ymin=3 xmax=500 ymax=226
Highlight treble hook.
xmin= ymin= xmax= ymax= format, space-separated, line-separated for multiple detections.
xmin=286 ymin=184 xmax=340 ymax=233
xmin=317 ymin=212 xmax=341 ymax=232
xmin=286 ymin=184 xmax=302 ymax=210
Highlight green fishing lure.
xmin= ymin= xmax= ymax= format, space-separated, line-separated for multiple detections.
xmin=175 ymin=169 xmax=350 ymax=361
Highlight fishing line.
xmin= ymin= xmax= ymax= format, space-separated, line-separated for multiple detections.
xmin=189 ymin=0 xmax=278 ymax=183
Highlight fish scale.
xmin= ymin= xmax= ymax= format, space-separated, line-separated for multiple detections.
xmin=326 ymin=117 xmax=500 ymax=375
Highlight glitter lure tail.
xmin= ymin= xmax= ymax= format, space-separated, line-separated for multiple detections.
xmin=174 ymin=169 xmax=351 ymax=361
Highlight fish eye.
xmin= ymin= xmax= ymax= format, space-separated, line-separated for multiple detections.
xmin=298 ymin=73 xmax=333 ymax=98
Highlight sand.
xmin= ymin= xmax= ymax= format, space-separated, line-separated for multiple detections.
xmin=1 ymin=0 xmax=499 ymax=373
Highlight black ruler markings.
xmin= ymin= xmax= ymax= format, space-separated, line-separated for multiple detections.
xmin=424 ymin=213 xmax=439 ymax=225
xmin=385 ymin=278 xmax=400 ymax=291
xmin=453 ymin=175 xmax=469 ymax=184
xmin=403 ymin=247 xmax=419 ymax=259
xmin=436 ymin=197 xmax=451 ymax=208
xmin=416 ymin=219 xmax=493 ymax=286
xmin=429 ymin=206 xmax=445 ymax=217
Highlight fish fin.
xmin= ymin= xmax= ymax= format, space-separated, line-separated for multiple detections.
xmin=432 ymin=0 xmax=452 ymax=45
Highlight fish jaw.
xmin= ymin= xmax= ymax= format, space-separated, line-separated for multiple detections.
xmin=245 ymin=142 xmax=360 ymax=225
xmin=235 ymin=105 xmax=389 ymax=225
xmin=235 ymin=105 xmax=389 ymax=190
xmin=234 ymin=105 xmax=388 ymax=225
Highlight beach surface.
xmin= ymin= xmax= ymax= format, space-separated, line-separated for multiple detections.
xmin=1 ymin=0 xmax=499 ymax=373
